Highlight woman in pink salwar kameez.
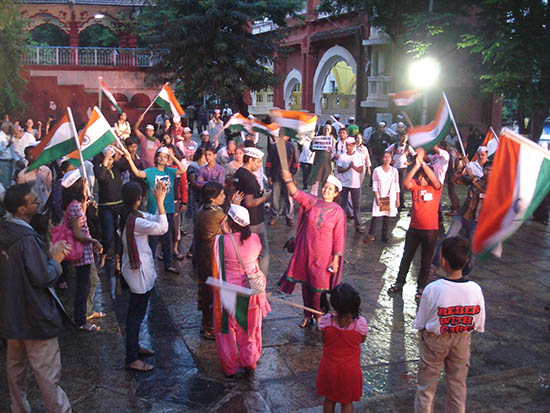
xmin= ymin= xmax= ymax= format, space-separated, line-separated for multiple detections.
xmin=212 ymin=205 xmax=271 ymax=377
xmin=279 ymin=170 xmax=346 ymax=328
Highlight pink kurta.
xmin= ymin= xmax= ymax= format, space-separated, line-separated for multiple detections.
xmin=281 ymin=190 xmax=346 ymax=293
xmin=213 ymin=233 xmax=271 ymax=376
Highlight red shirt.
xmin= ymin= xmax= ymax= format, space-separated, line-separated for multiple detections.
xmin=408 ymin=181 xmax=441 ymax=230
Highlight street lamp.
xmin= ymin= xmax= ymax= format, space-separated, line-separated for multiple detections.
xmin=408 ymin=57 xmax=440 ymax=124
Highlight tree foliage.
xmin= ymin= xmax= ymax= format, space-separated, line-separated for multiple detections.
xmin=0 ymin=0 xmax=29 ymax=116
xmin=138 ymin=0 xmax=302 ymax=112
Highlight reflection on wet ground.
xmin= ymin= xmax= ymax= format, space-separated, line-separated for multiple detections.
xmin=1 ymin=186 xmax=549 ymax=411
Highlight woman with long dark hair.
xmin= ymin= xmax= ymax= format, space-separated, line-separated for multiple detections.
xmin=212 ymin=205 xmax=270 ymax=377
xmin=61 ymin=170 xmax=103 ymax=332
xmin=119 ymin=181 xmax=168 ymax=372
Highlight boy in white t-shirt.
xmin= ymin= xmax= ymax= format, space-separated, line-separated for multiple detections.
xmin=414 ymin=236 xmax=485 ymax=413
xmin=336 ymin=137 xmax=365 ymax=233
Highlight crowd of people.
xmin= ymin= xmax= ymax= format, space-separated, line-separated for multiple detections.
xmin=4 ymin=105 xmax=547 ymax=412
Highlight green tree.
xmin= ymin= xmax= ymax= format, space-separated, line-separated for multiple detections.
xmin=138 ymin=0 xmax=302 ymax=114
xmin=0 ymin=0 xmax=29 ymax=116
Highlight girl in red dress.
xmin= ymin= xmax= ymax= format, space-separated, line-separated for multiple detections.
xmin=317 ymin=284 xmax=368 ymax=413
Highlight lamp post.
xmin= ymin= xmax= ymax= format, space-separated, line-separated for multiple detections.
xmin=408 ymin=56 xmax=440 ymax=124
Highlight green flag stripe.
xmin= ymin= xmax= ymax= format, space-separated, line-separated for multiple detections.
xmin=102 ymin=91 xmax=123 ymax=114
xmin=420 ymin=117 xmax=452 ymax=151
xmin=522 ymin=158 xmax=550 ymax=222
xmin=28 ymin=139 xmax=76 ymax=171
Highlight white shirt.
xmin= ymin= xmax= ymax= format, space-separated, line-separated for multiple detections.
xmin=386 ymin=142 xmax=416 ymax=169
xmin=372 ymin=166 xmax=399 ymax=217
xmin=121 ymin=213 xmax=168 ymax=294
xmin=299 ymin=137 xmax=314 ymax=164
xmin=12 ymin=132 xmax=36 ymax=162
xmin=0 ymin=130 xmax=13 ymax=160
xmin=428 ymin=149 xmax=449 ymax=184
xmin=414 ymin=278 xmax=485 ymax=335
xmin=362 ymin=127 xmax=373 ymax=144
xmin=466 ymin=160 xmax=484 ymax=178
xmin=336 ymin=150 xmax=364 ymax=188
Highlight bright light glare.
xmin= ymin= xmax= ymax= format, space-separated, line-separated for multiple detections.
xmin=94 ymin=13 xmax=105 ymax=19
xmin=408 ymin=57 xmax=440 ymax=89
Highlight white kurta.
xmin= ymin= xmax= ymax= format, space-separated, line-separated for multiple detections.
xmin=371 ymin=166 xmax=399 ymax=217
xmin=121 ymin=213 xmax=168 ymax=294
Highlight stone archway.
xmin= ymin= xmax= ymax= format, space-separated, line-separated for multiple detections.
xmin=312 ymin=45 xmax=357 ymax=115
xmin=283 ymin=68 xmax=302 ymax=110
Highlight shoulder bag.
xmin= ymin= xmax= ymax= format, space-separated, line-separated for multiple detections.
xmin=50 ymin=207 xmax=85 ymax=262
xmin=228 ymin=232 xmax=265 ymax=295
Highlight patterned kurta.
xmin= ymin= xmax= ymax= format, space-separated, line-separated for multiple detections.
xmin=281 ymin=191 xmax=346 ymax=292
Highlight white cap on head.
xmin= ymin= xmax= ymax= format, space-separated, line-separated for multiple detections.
xmin=334 ymin=114 xmax=340 ymax=119
xmin=378 ymin=121 xmax=386 ymax=127
xmin=61 ymin=168 xmax=81 ymax=188
xmin=156 ymin=147 xmax=170 ymax=155
xmin=345 ymin=137 xmax=356 ymax=145
xmin=228 ymin=204 xmax=250 ymax=227
xmin=145 ymin=124 xmax=155 ymax=130
xmin=244 ymin=147 xmax=264 ymax=159
xmin=326 ymin=175 xmax=342 ymax=192
xmin=202 ymin=130 xmax=210 ymax=136
xmin=173 ymin=115 xmax=181 ymax=123
xmin=214 ymin=109 xmax=221 ymax=114
xmin=348 ymin=116 xmax=355 ymax=122
xmin=397 ymin=121 xmax=405 ymax=128
xmin=183 ymin=127 xmax=191 ymax=132
xmin=102 ymin=145 xmax=115 ymax=156
xmin=477 ymin=145 xmax=488 ymax=153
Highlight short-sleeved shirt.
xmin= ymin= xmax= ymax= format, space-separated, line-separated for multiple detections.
xmin=145 ymin=167 xmax=177 ymax=214
xmin=65 ymin=200 xmax=94 ymax=266
xmin=336 ymin=151 xmax=365 ymax=188
xmin=318 ymin=314 xmax=369 ymax=335
xmin=408 ymin=181 xmax=442 ymax=230
xmin=233 ymin=167 xmax=264 ymax=225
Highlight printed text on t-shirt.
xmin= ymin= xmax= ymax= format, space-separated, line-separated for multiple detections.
xmin=438 ymin=305 xmax=480 ymax=334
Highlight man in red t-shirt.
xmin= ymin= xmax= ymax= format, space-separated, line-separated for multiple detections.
xmin=388 ymin=148 xmax=442 ymax=301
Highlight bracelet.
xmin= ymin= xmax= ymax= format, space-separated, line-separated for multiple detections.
xmin=284 ymin=179 xmax=293 ymax=183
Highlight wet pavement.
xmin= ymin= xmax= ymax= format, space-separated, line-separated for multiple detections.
xmin=1 ymin=183 xmax=550 ymax=412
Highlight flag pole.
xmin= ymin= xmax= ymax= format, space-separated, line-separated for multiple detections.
xmin=142 ymin=82 xmax=168 ymax=117
xmin=267 ymin=294 xmax=324 ymax=316
xmin=442 ymin=91 xmax=466 ymax=157
xmin=490 ymin=126 xmax=499 ymax=141
xmin=400 ymin=111 xmax=414 ymax=128
xmin=98 ymin=77 xmax=102 ymax=112
xmin=66 ymin=107 xmax=90 ymax=197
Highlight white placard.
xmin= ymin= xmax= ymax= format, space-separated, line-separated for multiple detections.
xmin=312 ymin=136 xmax=333 ymax=151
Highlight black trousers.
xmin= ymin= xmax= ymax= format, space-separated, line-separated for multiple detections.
xmin=126 ymin=289 xmax=152 ymax=364
xmin=300 ymin=162 xmax=312 ymax=189
xmin=395 ymin=228 xmax=438 ymax=290
xmin=74 ymin=264 xmax=91 ymax=327
xmin=369 ymin=216 xmax=391 ymax=241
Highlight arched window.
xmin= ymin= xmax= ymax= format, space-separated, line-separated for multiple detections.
xmin=30 ymin=24 xmax=69 ymax=46
xmin=79 ymin=25 xmax=118 ymax=48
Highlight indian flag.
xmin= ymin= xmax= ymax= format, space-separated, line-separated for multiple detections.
xmin=408 ymin=97 xmax=452 ymax=150
xmin=210 ymin=235 xmax=251 ymax=334
xmin=154 ymin=83 xmax=184 ymax=117
xmin=388 ymin=90 xmax=421 ymax=106
xmin=472 ymin=128 xmax=499 ymax=161
xmin=68 ymin=107 xmax=116 ymax=163
xmin=28 ymin=113 xmax=76 ymax=171
xmin=473 ymin=128 xmax=550 ymax=257
xmin=99 ymin=77 xmax=122 ymax=114
xmin=252 ymin=118 xmax=279 ymax=137
xmin=225 ymin=113 xmax=252 ymax=133
xmin=270 ymin=109 xmax=317 ymax=139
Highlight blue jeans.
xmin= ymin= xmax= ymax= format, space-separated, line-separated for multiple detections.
xmin=149 ymin=213 xmax=174 ymax=269
xmin=126 ymin=289 xmax=152 ymax=364
xmin=99 ymin=204 xmax=122 ymax=257
xmin=74 ymin=264 xmax=91 ymax=327
xmin=0 ymin=159 xmax=13 ymax=189
xmin=432 ymin=215 xmax=477 ymax=275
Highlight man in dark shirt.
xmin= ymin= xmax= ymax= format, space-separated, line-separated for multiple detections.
xmin=368 ymin=121 xmax=394 ymax=168
xmin=233 ymin=147 xmax=272 ymax=276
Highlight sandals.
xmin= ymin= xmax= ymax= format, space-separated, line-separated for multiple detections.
xmin=299 ymin=317 xmax=313 ymax=328
xmin=165 ymin=267 xmax=179 ymax=274
xmin=201 ymin=330 xmax=215 ymax=341
xmin=78 ymin=323 xmax=101 ymax=332
xmin=387 ymin=284 xmax=403 ymax=294
xmin=174 ymin=252 xmax=184 ymax=261
xmin=126 ymin=359 xmax=154 ymax=372
xmin=364 ymin=234 xmax=375 ymax=243
xmin=58 ymin=281 xmax=68 ymax=290
xmin=86 ymin=311 xmax=106 ymax=320
xmin=138 ymin=347 xmax=155 ymax=357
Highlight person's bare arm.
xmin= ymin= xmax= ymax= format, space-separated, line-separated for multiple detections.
xmin=243 ymin=191 xmax=271 ymax=208
xmin=170 ymin=152 xmax=186 ymax=176
xmin=134 ymin=114 xmax=146 ymax=140
xmin=122 ymin=148 xmax=146 ymax=178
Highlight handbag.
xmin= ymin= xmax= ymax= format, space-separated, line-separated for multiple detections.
xmin=284 ymin=199 xmax=318 ymax=253
xmin=377 ymin=169 xmax=394 ymax=212
xmin=228 ymin=233 xmax=265 ymax=295
xmin=50 ymin=207 xmax=85 ymax=262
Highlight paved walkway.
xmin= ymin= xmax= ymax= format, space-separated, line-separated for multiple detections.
xmin=1 ymin=185 xmax=549 ymax=412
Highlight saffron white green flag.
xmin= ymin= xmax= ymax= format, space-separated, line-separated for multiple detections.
xmin=28 ymin=113 xmax=76 ymax=171
xmin=270 ymin=109 xmax=317 ymax=140
xmin=251 ymin=118 xmax=279 ymax=137
xmin=154 ymin=83 xmax=185 ymax=117
xmin=99 ymin=77 xmax=122 ymax=114
xmin=68 ymin=107 xmax=116 ymax=164
xmin=408 ymin=97 xmax=452 ymax=150
xmin=225 ymin=113 xmax=253 ymax=133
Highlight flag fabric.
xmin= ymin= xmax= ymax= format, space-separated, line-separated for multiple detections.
xmin=28 ymin=114 xmax=76 ymax=171
xmin=269 ymin=109 xmax=317 ymax=139
xmin=68 ymin=107 xmax=116 ymax=164
xmin=472 ymin=128 xmax=550 ymax=257
xmin=211 ymin=235 xmax=251 ymax=334
xmin=472 ymin=129 xmax=499 ymax=161
xmin=99 ymin=77 xmax=122 ymax=114
xmin=154 ymin=84 xmax=184 ymax=117
xmin=251 ymin=118 xmax=279 ymax=137
xmin=388 ymin=90 xmax=422 ymax=106
xmin=225 ymin=113 xmax=253 ymax=134
xmin=407 ymin=97 xmax=453 ymax=150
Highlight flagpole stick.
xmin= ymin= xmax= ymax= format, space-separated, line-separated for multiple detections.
xmin=66 ymin=107 xmax=90 ymax=197
xmin=98 ymin=77 xmax=102 ymax=112
xmin=490 ymin=126 xmax=499 ymax=141
xmin=267 ymin=294 xmax=324 ymax=316
xmin=442 ymin=92 xmax=466 ymax=157
xmin=400 ymin=111 xmax=414 ymax=128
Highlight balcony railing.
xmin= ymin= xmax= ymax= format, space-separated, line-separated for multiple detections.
xmin=23 ymin=46 xmax=163 ymax=67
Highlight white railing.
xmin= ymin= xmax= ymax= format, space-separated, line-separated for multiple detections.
xmin=23 ymin=46 xmax=164 ymax=67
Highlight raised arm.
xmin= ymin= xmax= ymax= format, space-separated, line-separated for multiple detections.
xmin=122 ymin=147 xmax=146 ymax=179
